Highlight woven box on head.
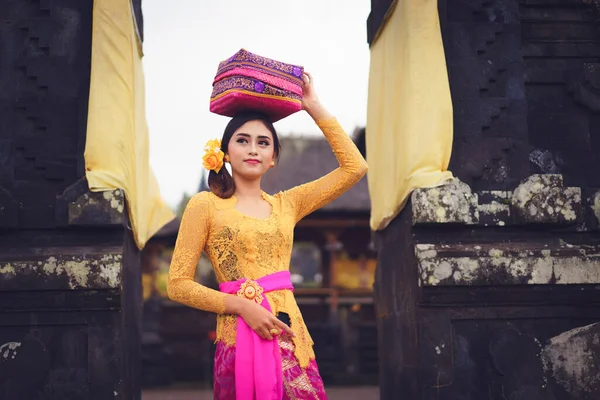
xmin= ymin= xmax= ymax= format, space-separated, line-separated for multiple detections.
xmin=210 ymin=49 xmax=304 ymax=122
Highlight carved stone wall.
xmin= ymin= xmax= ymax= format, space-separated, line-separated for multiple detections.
xmin=441 ymin=0 xmax=530 ymax=190
xmin=439 ymin=0 xmax=600 ymax=193
xmin=0 ymin=0 xmax=92 ymax=229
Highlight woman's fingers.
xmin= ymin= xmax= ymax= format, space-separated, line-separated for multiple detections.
xmin=258 ymin=326 xmax=273 ymax=341
xmin=274 ymin=318 xmax=295 ymax=337
xmin=302 ymin=72 xmax=313 ymax=86
xmin=248 ymin=310 xmax=296 ymax=340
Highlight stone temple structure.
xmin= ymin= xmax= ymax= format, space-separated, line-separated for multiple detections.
xmin=367 ymin=1 xmax=600 ymax=399
xmin=1 ymin=1 xmax=145 ymax=398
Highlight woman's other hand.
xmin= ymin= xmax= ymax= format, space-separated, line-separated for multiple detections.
xmin=301 ymin=72 xmax=320 ymax=110
xmin=227 ymin=295 xmax=295 ymax=340
xmin=301 ymin=72 xmax=332 ymax=120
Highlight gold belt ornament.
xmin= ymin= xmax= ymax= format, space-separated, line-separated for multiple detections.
xmin=237 ymin=279 xmax=264 ymax=305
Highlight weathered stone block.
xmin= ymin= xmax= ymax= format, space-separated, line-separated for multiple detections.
xmin=412 ymin=179 xmax=479 ymax=225
xmin=541 ymin=323 xmax=600 ymax=399
xmin=411 ymin=174 xmax=592 ymax=229
xmin=0 ymin=250 xmax=122 ymax=290
xmin=511 ymin=174 xmax=582 ymax=225
xmin=415 ymin=241 xmax=600 ymax=286
xmin=68 ymin=189 xmax=125 ymax=226
xmin=55 ymin=177 xmax=125 ymax=227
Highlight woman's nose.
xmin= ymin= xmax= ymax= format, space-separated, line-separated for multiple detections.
xmin=249 ymin=142 xmax=258 ymax=154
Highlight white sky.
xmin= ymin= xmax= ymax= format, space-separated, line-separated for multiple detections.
xmin=142 ymin=0 xmax=371 ymax=209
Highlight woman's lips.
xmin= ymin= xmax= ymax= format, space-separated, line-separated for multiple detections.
xmin=244 ymin=159 xmax=260 ymax=165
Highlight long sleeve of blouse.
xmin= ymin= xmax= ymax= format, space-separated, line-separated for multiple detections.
xmin=167 ymin=192 xmax=228 ymax=314
xmin=282 ymin=118 xmax=368 ymax=222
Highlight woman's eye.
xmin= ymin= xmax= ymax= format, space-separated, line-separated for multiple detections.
xmin=236 ymin=138 xmax=247 ymax=144
xmin=259 ymin=141 xmax=270 ymax=146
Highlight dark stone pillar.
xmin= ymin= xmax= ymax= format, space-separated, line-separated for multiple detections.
xmin=0 ymin=1 xmax=144 ymax=399
xmin=368 ymin=1 xmax=600 ymax=399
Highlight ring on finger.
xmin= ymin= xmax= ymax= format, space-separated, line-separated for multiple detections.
xmin=269 ymin=328 xmax=280 ymax=336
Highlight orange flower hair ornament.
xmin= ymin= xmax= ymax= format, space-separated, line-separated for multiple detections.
xmin=202 ymin=138 xmax=225 ymax=174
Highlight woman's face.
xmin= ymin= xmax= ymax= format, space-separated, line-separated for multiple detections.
xmin=227 ymin=120 xmax=276 ymax=180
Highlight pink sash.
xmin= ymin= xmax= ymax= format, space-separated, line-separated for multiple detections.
xmin=219 ymin=271 xmax=294 ymax=400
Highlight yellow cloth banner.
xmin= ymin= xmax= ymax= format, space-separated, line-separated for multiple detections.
xmin=367 ymin=0 xmax=454 ymax=231
xmin=85 ymin=0 xmax=175 ymax=249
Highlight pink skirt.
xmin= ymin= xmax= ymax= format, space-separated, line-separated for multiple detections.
xmin=213 ymin=335 xmax=328 ymax=400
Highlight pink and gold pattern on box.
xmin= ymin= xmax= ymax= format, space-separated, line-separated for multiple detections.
xmin=210 ymin=49 xmax=304 ymax=122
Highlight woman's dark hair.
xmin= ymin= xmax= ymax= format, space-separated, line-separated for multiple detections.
xmin=208 ymin=111 xmax=281 ymax=199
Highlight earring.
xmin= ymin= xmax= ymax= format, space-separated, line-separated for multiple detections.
xmin=224 ymin=155 xmax=230 ymax=163
xmin=270 ymin=161 xmax=275 ymax=168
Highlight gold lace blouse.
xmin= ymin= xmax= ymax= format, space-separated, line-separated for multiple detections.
xmin=167 ymin=118 xmax=368 ymax=368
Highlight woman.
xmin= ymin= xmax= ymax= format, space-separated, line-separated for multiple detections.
xmin=167 ymin=72 xmax=368 ymax=399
